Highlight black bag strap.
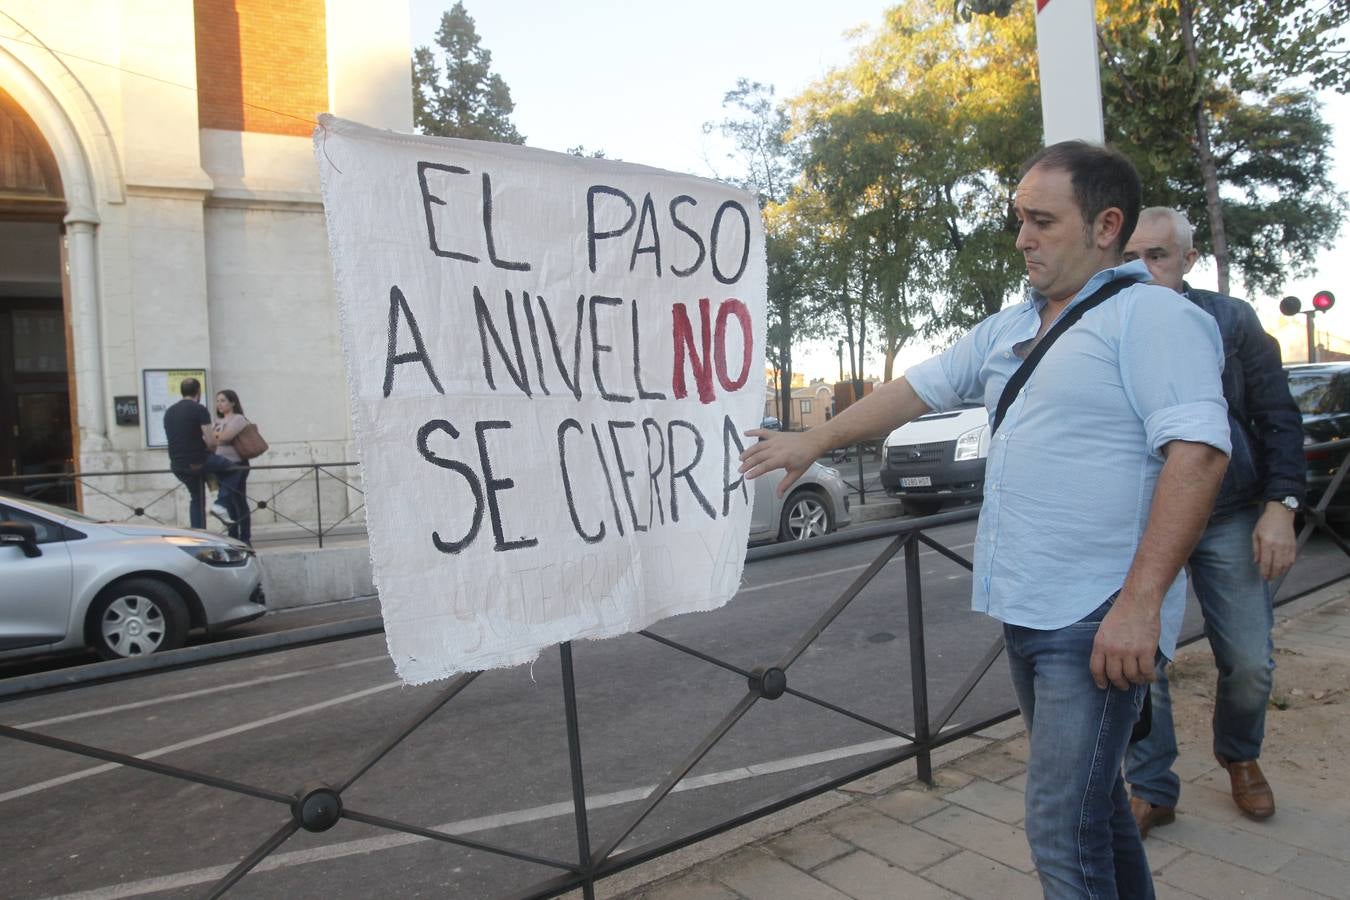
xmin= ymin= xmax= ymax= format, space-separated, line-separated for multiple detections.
xmin=991 ymin=277 xmax=1135 ymax=435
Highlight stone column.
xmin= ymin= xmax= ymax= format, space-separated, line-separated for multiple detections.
xmin=65 ymin=217 xmax=109 ymax=451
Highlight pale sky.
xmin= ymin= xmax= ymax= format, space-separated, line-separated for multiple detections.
xmin=409 ymin=1 xmax=1350 ymax=379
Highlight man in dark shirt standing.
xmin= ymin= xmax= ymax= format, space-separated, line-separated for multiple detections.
xmin=1123 ymin=207 xmax=1305 ymax=834
xmin=163 ymin=377 xmax=217 ymax=529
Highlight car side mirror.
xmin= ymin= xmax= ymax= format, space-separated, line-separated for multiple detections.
xmin=0 ymin=520 xmax=42 ymax=558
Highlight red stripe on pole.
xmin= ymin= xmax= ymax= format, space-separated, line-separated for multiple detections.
xmin=1037 ymin=0 xmax=1050 ymax=11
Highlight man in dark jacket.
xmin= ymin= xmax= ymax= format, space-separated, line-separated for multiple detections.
xmin=163 ymin=377 xmax=218 ymax=529
xmin=1123 ymin=207 xmax=1305 ymax=833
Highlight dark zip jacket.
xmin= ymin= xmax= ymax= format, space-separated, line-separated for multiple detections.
xmin=1185 ymin=284 xmax=1305 ymax=517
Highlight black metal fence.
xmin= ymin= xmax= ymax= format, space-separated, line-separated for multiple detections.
xmin=0 ymin=462 xmax=365 ymax=548
xmin=3 ymin=439 xmax=1350 ymax=897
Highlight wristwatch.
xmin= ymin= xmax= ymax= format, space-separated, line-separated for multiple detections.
xmin=1277 ymin=496 xmax=1300 ymax=512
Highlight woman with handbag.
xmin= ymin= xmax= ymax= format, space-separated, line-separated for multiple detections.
xmin=211 ymin=389 xmax=257 ymax=545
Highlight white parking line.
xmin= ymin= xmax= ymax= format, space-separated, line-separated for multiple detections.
xmin=739 ymin=540 xmax=975 ymax=595
xmin=45 ymin=734 xmax=922 ymax=900
xmin=16 ymin=654 xmax=389 ymax=729
xmin=0 ymin=681 xmax=401 ymax=804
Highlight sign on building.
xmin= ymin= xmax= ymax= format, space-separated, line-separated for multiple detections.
xmin=316 ymin=116 xmax=767 ymax=684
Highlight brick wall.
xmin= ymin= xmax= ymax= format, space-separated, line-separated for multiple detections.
xmin=194 ymin=0 xmax=328 ymax=137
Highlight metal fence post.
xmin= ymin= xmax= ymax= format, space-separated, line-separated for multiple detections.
xmin=560 ymin=642 xmax=596 ymax=900
xmin=905 ymin=533 xmax=933 ymax=784
xmin=314 ymin=465 xmax=324 ymax=549
xmin=856 ymin=444 xmax=866 ymax=505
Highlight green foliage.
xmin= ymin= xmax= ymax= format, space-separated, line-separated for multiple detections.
xmin=1099 ymin=0 xmax=1347 ymax=296
xmin=411 ymin=2 xmax=524 ymax=143
xmin=789 ymin=1 xmax=1041 ymax=347
xmin=706 ymin=81 xmax=827 ymax=425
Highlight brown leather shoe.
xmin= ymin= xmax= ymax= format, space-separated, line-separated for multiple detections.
xmin=1130 ymin=796 xmax=1176 ymax=838
xmin=1221 ymin=758 xmax=1275 ymax=819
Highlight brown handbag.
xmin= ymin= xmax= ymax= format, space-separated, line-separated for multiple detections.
xmin=232 ymin=420 xmax=269 ymax=460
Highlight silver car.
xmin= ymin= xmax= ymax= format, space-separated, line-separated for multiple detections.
xmin=0 ymin=496 xmax=265 ymax=660
xmin=749 ymin=462 xmax=853 ymax=543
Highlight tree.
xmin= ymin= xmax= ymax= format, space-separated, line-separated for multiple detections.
xmin=411 ymin=2 xmax=524 ymax=143
xmin=790 ymin=1 xmax=1041 ymax=348
xmin=706 ymin=80 xmax=827 ymax=429
xmin=1098 ymin=0 xmax=1347 ymax=295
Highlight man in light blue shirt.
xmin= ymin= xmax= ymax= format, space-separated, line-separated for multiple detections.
xmin=740 ymin=141 xmax=1230 ymax=898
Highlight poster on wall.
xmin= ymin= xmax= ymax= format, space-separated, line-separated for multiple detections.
xmin=315 ymin=116 xmax=767 ymax=685
xmin=143 ymin=368 xmax=208 ymax=448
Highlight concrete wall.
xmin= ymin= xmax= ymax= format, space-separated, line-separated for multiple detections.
xmin=0 ymin=0 xmax=411 ymax=528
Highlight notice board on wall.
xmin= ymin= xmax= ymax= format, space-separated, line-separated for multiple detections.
xmin=316 ymin=116 xmax=767 ymax=684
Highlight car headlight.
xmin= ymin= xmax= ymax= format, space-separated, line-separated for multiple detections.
xmin=954 ymin=425 xmax=987 ymax=461
xmin=166 ymin=536 xmax=251 ymax=567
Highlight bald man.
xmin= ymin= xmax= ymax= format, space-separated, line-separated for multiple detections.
xmin=1122 ymin=207 xmax=1305 ymax=833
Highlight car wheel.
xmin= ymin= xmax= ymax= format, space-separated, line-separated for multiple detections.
xmin=901 ymin=498 xmax=943 ymax=518
xmin=778 ymin=489 xmax=835 ymax=542
xmin=88 ymin=578 xmax=189 ymax=659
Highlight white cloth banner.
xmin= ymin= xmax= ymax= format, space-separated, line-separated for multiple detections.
xmin=315 ymin=116 xmax=766 ymax=684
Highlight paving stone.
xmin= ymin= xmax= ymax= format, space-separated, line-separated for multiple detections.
xmin=1150 ymin=814 xmax=1298 ymax=874
xmin=1000 ymin=734 xmax=1030 ymax=762
xmin=1002 ymin=772 xmax=1027 ymax=792
xmin=839 ymin=761 xmax=922 ymax=796
xmin=865 ymin=786 xmax=946 ymax=823
xmin=826 ymin=809 xmax=960 ymax=872
xmin=913 ymin=804 xmax=1035 ymax=873
xmin=763 ymin=826 xmax=854 ymax=871
xmin=633 ymin=877 xmax=741 ymax=899
xmin=952 ymin=745 xmax=1026 ymax=782
xmin=814 ymin=849 xmax=962 ymax=900
xmin=929 ymin=767 xmax=975 ymax=793
xmin=1156 ymin=852 xmax=1327 ymax=900
xmin=974 ymin=718 xmax=1026 ymax=741
xmin=1142 ymin=837 xmax=1188 ymax=872
xmin=943 ymin=778 xmax=1026 ymax=824
xmin=1273 ymin=849 xmax=1350 ymax=897
xmin=1188 ymin=773 xmax=1350 ymax=859
xmin=1171 ymin=746 xmax=1221 ymax=783
xmin=1153 ymin=881 xmax=1206 ymax=900
xmin=921 ymin=849 xmax=1043 ymax=900
xmin=708 ymin=848 xmax=852 ymax=900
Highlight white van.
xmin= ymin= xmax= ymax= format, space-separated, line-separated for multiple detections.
xmin=879 ymin=404 xmax=989 ymax=516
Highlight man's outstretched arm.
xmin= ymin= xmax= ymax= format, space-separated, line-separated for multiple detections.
xmin=739 ymin=376 xmax=932 ymax=497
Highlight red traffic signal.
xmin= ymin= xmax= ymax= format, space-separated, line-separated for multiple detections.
xmin=1280 ymin=295 xmax=1302 ymax=316
xmin=1313 ymin=290 xmax=1336 ymax=312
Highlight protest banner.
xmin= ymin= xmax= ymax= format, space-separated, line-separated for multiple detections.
xmin=315 ymin=116 xmax=767 ymax=684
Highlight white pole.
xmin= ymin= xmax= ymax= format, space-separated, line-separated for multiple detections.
xmin=1034 ymin=0 xmax=1105 ymax=145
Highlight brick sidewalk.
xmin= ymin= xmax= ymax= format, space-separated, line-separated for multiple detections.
xmin=601 ymin=589 xmax=1350 ymax=900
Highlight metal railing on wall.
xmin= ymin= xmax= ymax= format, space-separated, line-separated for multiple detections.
xmin=3 ymin=441 xmax=1350 ymax=896
xmin=0 ymin=462 xmax=364 ymax=548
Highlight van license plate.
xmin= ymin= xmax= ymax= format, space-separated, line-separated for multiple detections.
xmin=900 ymin=476 xmax=932 ymax=487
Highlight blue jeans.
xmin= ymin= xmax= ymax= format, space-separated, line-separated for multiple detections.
xmin=1006 ymin=595 xmax=1154 ymax=899
xmin=215 ymin=461 xmax=251 ymax=545
xmin=1126 ymin=503 xmax=1274 ymax=807
xmin=173 ymin=467 xmax=207 ymax=529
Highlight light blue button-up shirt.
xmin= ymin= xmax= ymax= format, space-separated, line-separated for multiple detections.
xmin=906 ymin=260 xmax=1230 ymax=658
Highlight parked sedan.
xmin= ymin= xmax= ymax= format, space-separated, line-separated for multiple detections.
xmin=0 ymin=496 xmax=266 ymax=660
xmin=1285 ymin=362 xmax=1350 ymax=510
xmin=749 ymin=462 xmax=852 ymax=543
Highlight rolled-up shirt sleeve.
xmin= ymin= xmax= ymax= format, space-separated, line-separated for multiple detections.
xmin=1120 ymin=287 xmax=1231 ymax=458
xmin=906 ymin=316 xmax=998 ymax=413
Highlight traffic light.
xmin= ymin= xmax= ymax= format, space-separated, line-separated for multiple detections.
xmin=1280 ymin=295 xmax=1302 ymax=316
xmin=1313 ymin=290 xmax=1336 ymax=312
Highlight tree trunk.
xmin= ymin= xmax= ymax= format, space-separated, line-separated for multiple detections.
xmin=778 ymin=350 xmax=793 ymax=430
xmin=1178 ymin=0 xmax=1230 ymax=294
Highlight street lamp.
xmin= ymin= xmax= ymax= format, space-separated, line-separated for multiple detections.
xmin=1281 ymin=291 xmax=1336 ymax=363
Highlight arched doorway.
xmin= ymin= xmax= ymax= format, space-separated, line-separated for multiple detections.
xmin=0 ymin=84 xmax=73 ymax=504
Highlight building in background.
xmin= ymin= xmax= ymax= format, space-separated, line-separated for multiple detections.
xmin=0 ymin=1 xmax=411 ymax=522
